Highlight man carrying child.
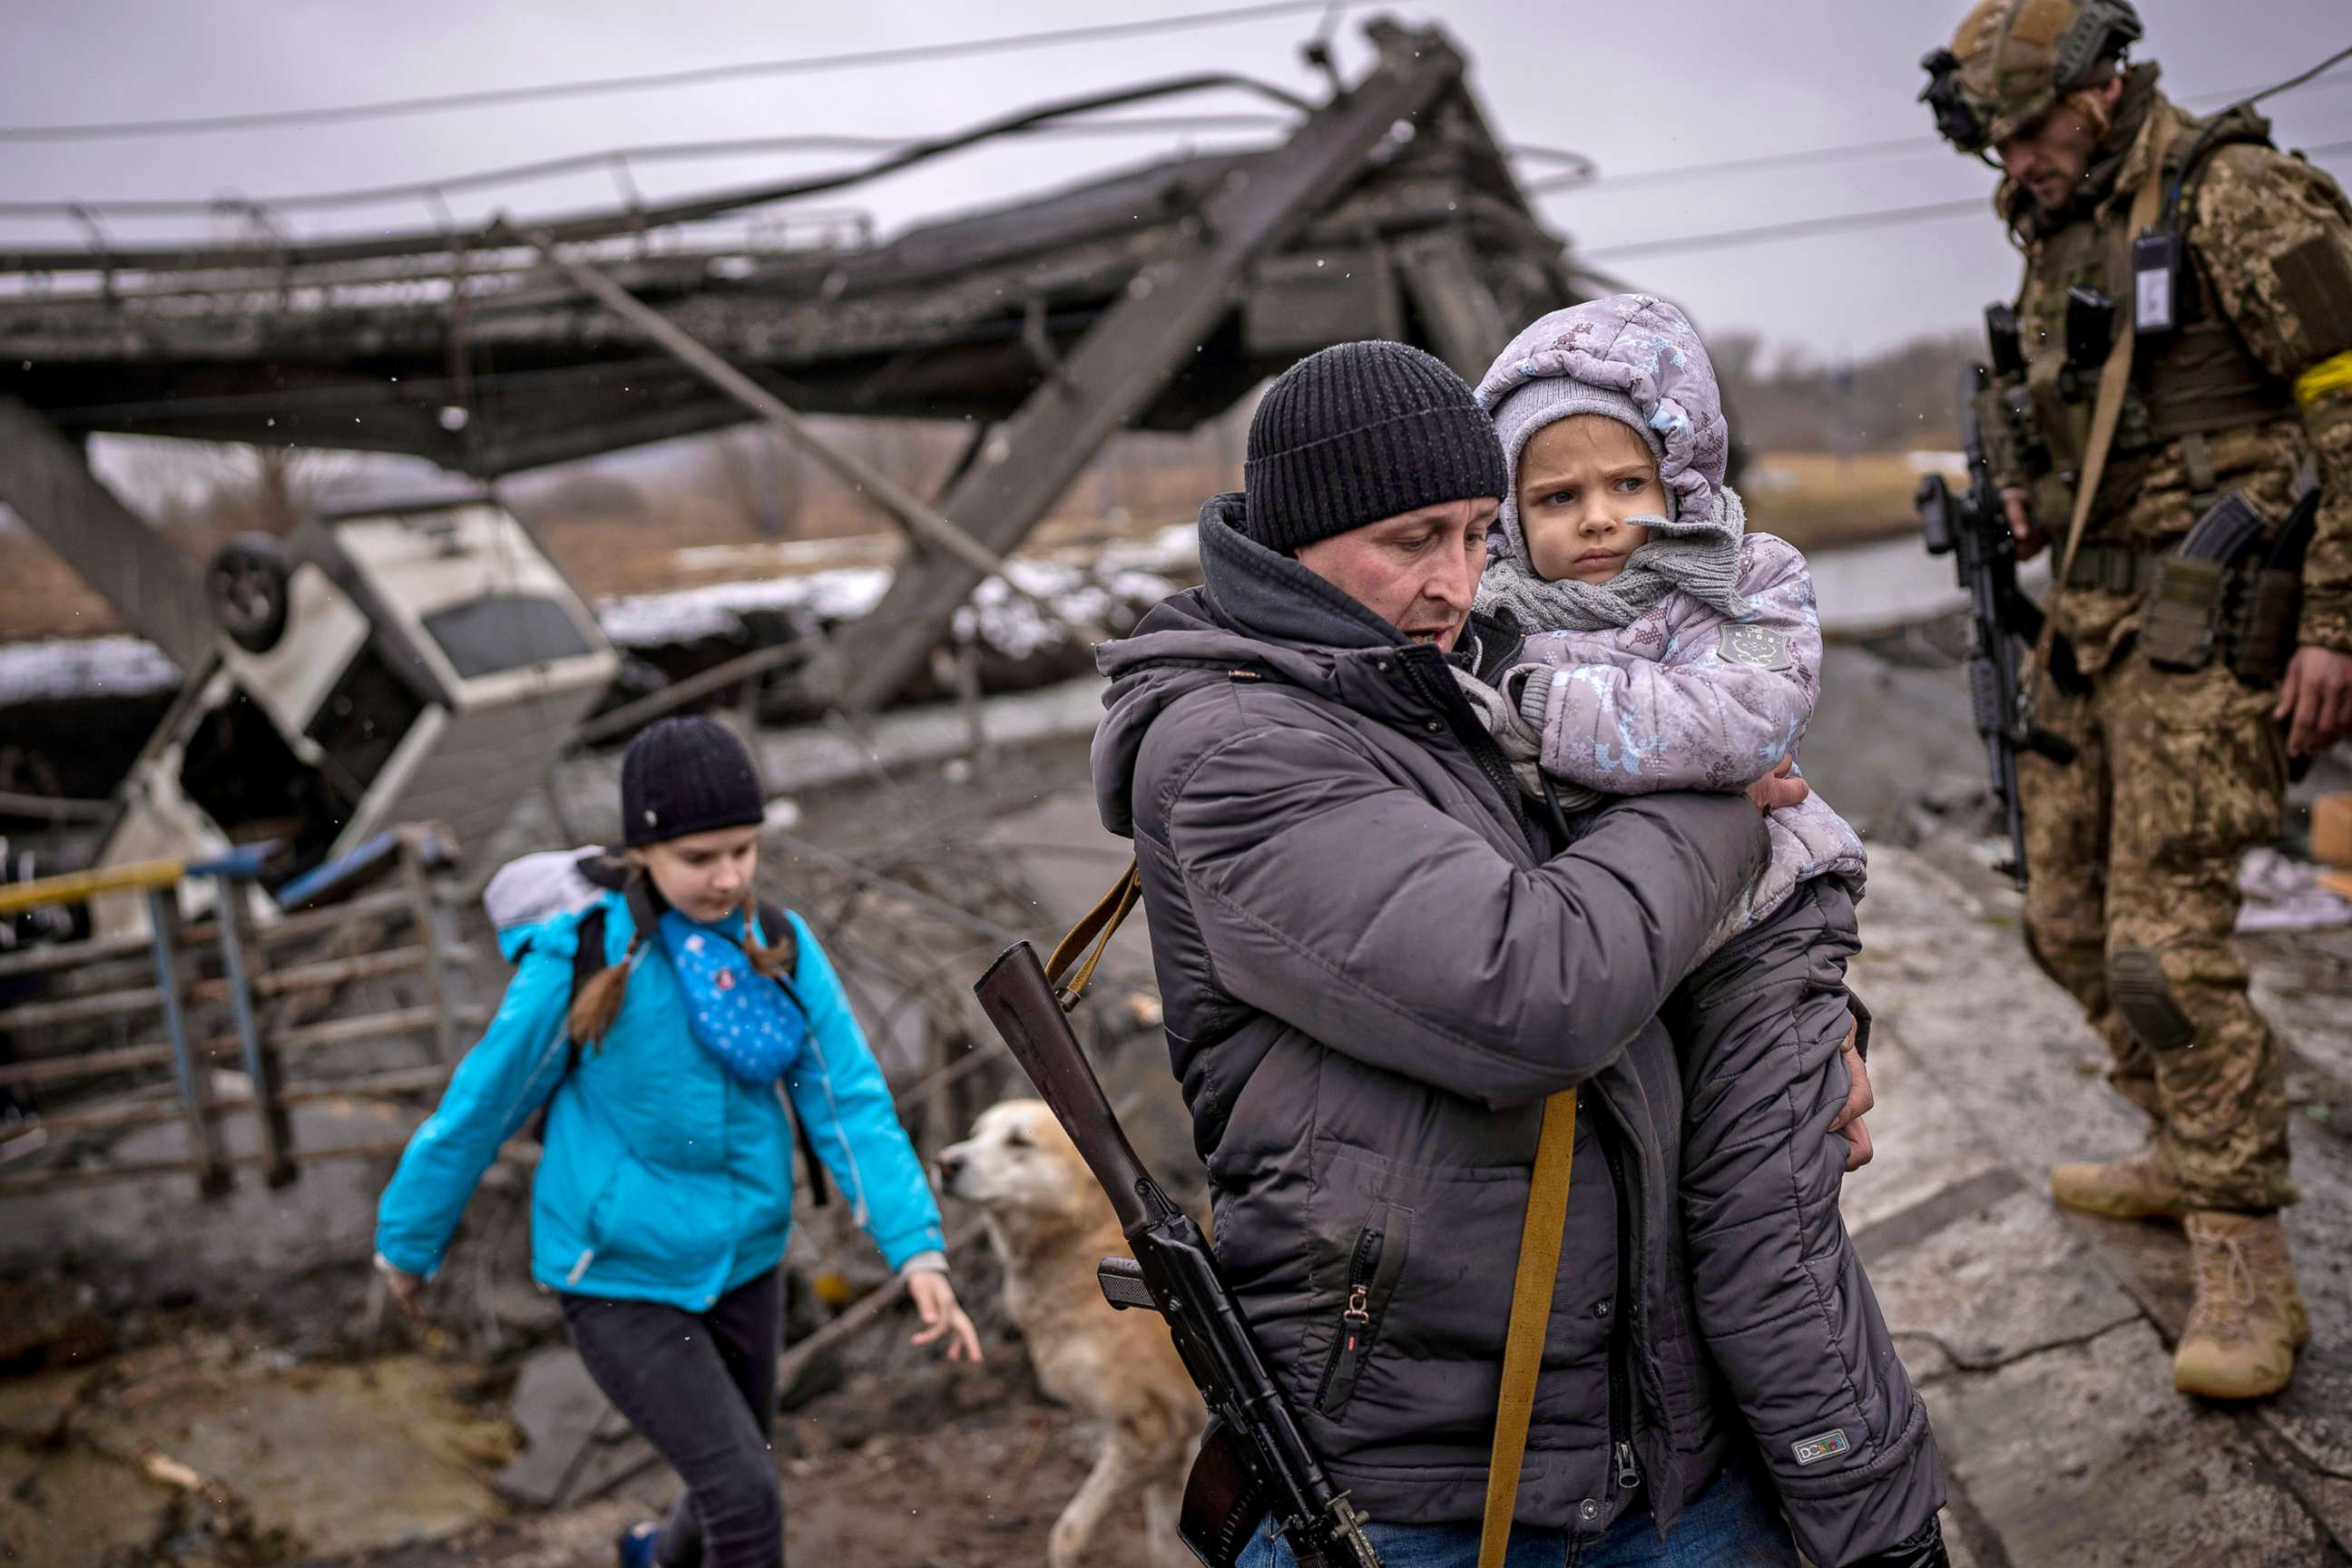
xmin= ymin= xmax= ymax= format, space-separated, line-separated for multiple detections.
xmin=1090 ymin=323 xmax=1946 ymax=1566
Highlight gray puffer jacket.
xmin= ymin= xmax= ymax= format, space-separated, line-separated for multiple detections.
xmin=1090 ymin=494 xmax=1771 ymax=1540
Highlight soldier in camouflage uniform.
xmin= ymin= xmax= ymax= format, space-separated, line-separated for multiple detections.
xmin=1925 ymin=0 xmax=2352 ymax=1399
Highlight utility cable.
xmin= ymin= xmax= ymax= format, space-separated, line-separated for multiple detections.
xmin=1576 ymin=135 xmax=2352 ymax=262
xmin=0 ymin=119 xmax=1595 ymax=221
xmin=0 ymin=0 xmax=1355 ymax=143
xmin=0 ymin=117 xmax=1302 ymax=220
xmin=1530 ymin=47 xmax=2352 ymax=198
xmin=0 ymin=73 xmax=1317 ymax=274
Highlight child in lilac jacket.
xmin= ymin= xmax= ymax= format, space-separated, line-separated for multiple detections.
xmin=1460 ymin=295 xmax=1946 ymax=1568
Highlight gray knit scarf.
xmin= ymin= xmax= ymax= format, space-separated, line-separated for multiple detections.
xmin=1476 ymin=485 xmax=1752 ymax=635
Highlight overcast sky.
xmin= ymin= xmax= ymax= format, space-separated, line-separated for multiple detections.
xmin=3 ymin=0 xmax=2347 ymax=360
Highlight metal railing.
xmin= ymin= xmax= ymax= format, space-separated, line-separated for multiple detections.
xmin=0 ymin=828 xmax=467 ymax=1199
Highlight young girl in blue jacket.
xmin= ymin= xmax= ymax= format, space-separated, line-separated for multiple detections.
xmin=375 ymin=717 xmax=977 ymax=1568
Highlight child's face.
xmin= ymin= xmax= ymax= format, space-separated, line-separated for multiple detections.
xmin=634 ymin=825 xmax=760 ymax=924
xmin=1517 ymin=416 xmax=1663 ymax=586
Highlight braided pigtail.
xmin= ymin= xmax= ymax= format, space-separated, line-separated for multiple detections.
xmin=568 ymin=874 xmax=646 ymax=1048
xmin=740 ymin=889 xmax=799 ymax=982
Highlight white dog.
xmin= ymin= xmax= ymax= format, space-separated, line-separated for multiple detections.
xmin=939 ymin=1099 xmax=1202 ymax=1568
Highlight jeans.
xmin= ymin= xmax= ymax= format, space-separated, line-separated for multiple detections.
xmin=562 ymin=1268 xmax=786 ymax=1568
xmin=1233 ymin=1447 xmax=1797 ymax=1568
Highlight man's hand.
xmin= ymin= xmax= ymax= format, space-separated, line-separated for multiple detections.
xmin=2003 ymin=487 xmax=2047 ymax=562
xmin=1745 ymin=756 xmax=1809 ymax=813
xmin=1826 ymin=1018 xmax=1876 ymax=1173
xmin=2275 ymin=645 xmax=2352 ymax=758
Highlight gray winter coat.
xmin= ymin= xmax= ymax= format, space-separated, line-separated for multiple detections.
xmin=1090 ymin=494 xmax=1771 ymax=1539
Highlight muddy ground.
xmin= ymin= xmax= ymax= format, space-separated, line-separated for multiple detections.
xmin=4 ymin=621 xmax=2350 ymax=1566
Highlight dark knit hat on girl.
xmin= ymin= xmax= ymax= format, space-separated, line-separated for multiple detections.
xmin=620 ymin=716 xmax=765 ymax=848
xmin=1241 ymin=340 xmax=1511 ymax=554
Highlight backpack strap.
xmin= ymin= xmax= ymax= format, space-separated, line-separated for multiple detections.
xmin=755 ymin=897 xmax=830 ymax=1211
xmin=754 ymin=899 xmax=808 ymax=1012
xmin=564 ymin=903 xmax=608 ymax=1071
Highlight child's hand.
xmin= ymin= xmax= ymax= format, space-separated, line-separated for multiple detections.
xmin=907 ymin=1270 xmax=984 ymax=1363
xmin=1745 ymin=757 xmax=1808 ymax=813
xmin=375 ymin=1254 xmax=429 ymax=1324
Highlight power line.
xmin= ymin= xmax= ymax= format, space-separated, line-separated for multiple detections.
xmin=0 ymin=0 xmax=1355 ymax=144
xmin=0 ymin=118 xmax=1306 ymax=220
xmin=1577 ymin=136 xmax=2352 ymax=263
xmin=0 ymin=120 xmax=1596 ymax=223
xmin=1579 ymin=196 xmax=1988 ymax=262
xmin=0 ymin=73 xmax=1313 ymax=274
xmin=1532 ymin=55 xmax=2352 ymax=198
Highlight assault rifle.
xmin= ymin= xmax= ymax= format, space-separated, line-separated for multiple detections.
xmin=975 ymin=939 xmax=1383 ymax=1568
xmin=1915 ymin=364 xmax=2079 ymax=889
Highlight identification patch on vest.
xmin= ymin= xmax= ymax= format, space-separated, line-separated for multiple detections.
xmin=1718 ymin=624 xmax=1792 ymax=669
xmin=1791 ymin=1428 xmax=1851 ymax=1467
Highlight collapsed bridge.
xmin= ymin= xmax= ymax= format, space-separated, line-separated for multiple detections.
xmin=0 ymin=18 xmax=1590 ymax=716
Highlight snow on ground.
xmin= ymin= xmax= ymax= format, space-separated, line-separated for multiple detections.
xmin=594 ymin=565 xmax=893 ymax=647
xmin=593 ymin=523 xmax=1199 ymax=654
xmin=0 ymin=523 xmax=1207 ymax=705
xmin=0 ymin=633 xmax=181 ymax=702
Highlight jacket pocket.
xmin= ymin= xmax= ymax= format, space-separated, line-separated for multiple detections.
xmin=566 ymin=1161 xmax=632 ymax=1283
xmin=1312 ymin=1205 xmax=1411 ymax=1419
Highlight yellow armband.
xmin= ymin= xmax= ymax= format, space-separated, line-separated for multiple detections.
xmin=2298 ymin=350 xmax=2352 ymax=407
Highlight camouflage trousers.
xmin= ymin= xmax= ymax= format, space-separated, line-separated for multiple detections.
xmin=2017 ymin=644 xmax=2298 ymax=1212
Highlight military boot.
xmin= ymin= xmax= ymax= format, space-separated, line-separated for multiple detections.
xmin=2173 ymin=1211 xmax=2309 ymax=1401
xmin=2049 ymin=1149 xmax=2191 ymax=1220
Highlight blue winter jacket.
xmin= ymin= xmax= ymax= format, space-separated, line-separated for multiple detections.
xmin=375 ymin=893 xmax=945 ymax=1310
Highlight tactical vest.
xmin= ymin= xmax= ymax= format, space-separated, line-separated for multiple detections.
xmin=2014 ymin=103 xmax=2296 ymax=509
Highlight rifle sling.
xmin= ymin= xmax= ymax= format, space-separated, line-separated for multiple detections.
xmin=1049 ymin=858 xmax=1582 ymax=1566
xmin=2033 ymin=155 xmax=2169 ymax=693
xmin=1477 ymin=1086 xmax=1579 ymax=1568
xmin=1044 ymin=858 xmax=1142 ymax=1010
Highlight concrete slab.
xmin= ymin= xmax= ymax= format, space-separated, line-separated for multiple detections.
xmin=1931 ymin=1320 xmax=2332 ymax=1568
xmin=1836 ymin=1024 xmax=2011 ymax=1237
xmin=1866 ymin=1188 xmax=2141 ymax=1371
xmin=1851 ymin=840 xmax=2352 ymax=1563
xmin=492 ymin=1348 xmax=613 ymax=1510
xmin=2257 ymin=1426 xmax=2352 ymax=1559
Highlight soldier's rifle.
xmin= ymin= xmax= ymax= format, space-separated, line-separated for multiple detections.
xmin=1916 ymin=364 xmax=2080 ymax=888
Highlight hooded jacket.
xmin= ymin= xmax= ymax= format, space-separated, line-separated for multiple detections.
xmin=1502 ymin=530 xmax=1867 ymax=949
xmin=376 ymin=894 xmax=944 ymax=1308
xmin=1089 ymin=495 xmax=1770 ymax=1536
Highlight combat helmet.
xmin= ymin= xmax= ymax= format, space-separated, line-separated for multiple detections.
xmin=1920 ymin=0 xmax=2142 ymax=152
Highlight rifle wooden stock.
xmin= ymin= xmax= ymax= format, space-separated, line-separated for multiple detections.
xmin=974 ymin=939 xmax=1384 ymax=1568
xmin=973 ymin=940 xmax=1153 ymax=1233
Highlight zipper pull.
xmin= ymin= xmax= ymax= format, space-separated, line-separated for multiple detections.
xmin=1615 ymin=1440 xmax=1641 ymax=1491
xmin=1343 ymin=1284 xmax=1370 ymax=1326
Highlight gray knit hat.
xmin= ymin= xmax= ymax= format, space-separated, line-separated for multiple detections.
xmin=1242 ymin=341 xmax=1510 ymax=555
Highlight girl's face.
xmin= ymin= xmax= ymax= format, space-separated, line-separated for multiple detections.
xmin=634 ymin=826 xmax=759 ymax=923
xmin=1517 ymin=416 xmax=1663 ymax=586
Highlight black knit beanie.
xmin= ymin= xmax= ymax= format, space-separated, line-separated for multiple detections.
xmin=1242 ymin=341 xmax=1511 ymax=554
xmin=620 ymin=716 xmax=765 ymax=848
